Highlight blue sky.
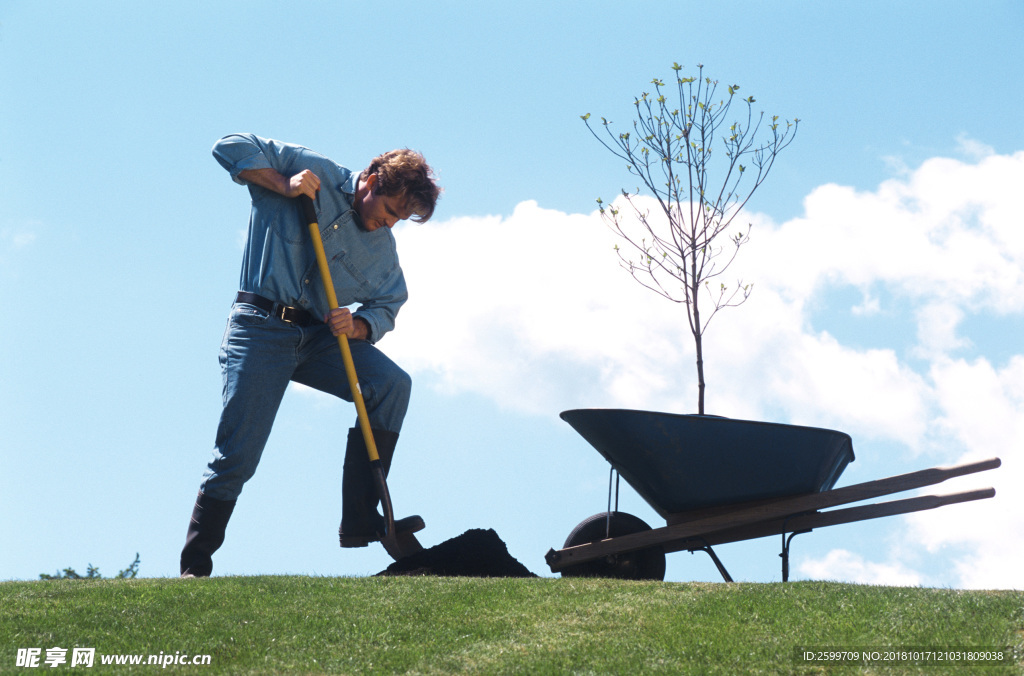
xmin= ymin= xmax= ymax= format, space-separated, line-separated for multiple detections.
xmin=2 ymin=0 xmax=1022 ymax=589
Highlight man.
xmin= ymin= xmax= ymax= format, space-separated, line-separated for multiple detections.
xmin=180 ymin=133 xmax=440 ymax=578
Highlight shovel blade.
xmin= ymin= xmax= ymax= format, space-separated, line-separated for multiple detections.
xmin=381 ymin=530 xmax=425 ymax=560
xmin=372 ymin=463 xmax=425 ymax=560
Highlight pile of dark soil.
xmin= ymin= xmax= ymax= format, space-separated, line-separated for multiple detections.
xmin=377 ymin=528 xmax=537 ymax=578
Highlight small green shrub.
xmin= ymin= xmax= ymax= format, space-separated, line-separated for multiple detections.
xmin=39 ymin=553 xmax=140 ymax=580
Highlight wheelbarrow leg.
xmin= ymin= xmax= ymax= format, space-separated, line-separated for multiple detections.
xmin=692 ymin=538 xmax=733 ymax=583
xmin=605 ymin=467 xmax=621 ymax=537
xmin=780 ymin=526 xmax=812 ymax=582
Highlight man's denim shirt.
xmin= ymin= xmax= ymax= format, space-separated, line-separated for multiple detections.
xmin=213 ymin=134 xmax=407 ymax=344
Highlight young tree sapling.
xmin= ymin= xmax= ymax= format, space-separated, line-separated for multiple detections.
xmin=583 ymin=63 xmax=798 ymax=414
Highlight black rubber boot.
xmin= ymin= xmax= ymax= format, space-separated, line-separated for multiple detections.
xmin=340 ymin=427 xmax=424 ymax=548
xmin=180 ymin=491 xmax=236 ymax=578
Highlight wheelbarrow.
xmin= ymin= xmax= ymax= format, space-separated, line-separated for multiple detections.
xmin=544 ymin=409 xmax=1000 ymax=581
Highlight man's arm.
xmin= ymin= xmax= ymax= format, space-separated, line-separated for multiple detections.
xmin=237 ymin=167 xmax=321 ymax=199
xmin=212 ymin=134 xmax=323 ymax=197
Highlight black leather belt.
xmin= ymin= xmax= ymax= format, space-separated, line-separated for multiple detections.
xmin=235 ymin=292 xmax=320 ymax=327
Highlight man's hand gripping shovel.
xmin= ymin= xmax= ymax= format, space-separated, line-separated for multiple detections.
xmin=299 ymin=195 xmax=424 ymax=561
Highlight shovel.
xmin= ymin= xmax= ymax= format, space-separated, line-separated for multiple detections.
xmin=299 ymin=194 xmax=424 ymax=560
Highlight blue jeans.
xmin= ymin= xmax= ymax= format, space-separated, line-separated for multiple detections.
xmin=199 ymin=302 xmax=411 ymax=501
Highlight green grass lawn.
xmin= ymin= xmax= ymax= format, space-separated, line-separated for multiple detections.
xmin=2 ymin=576 xmax=1022 ymax=674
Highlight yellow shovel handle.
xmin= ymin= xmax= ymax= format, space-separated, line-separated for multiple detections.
xmin=301 ymin=195 xmax=380 ymax=463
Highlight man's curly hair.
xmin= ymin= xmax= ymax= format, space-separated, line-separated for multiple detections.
xmin=360 ymin=149 xmax=441 ymax=223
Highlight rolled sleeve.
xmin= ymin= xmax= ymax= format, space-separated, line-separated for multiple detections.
xmin=212 ymin=134 xmax=275 ymax=185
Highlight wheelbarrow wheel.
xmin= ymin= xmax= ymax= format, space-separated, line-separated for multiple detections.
xmin=559 ymin=512 xmax=666 ymax=581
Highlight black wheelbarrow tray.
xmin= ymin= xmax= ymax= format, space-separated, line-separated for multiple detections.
xmin=544 ymin=409 xmax=1000 ymax=581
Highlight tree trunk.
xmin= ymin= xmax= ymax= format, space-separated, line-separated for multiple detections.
xmin=691 ymin=247 xmax=705 ymax=415
xmin=695 ymin=333 xmax=705 ymax=415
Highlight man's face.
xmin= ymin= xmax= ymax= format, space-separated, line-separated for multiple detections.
xmin=355 ymin=174 xmax=411 ymax=232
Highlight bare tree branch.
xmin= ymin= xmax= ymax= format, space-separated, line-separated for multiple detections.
xmin=583 ymin=64 xmax=798 ymax=413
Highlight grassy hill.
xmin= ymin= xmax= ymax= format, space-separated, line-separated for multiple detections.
xmin=2 ymin=576 xmax=1022 ymax=674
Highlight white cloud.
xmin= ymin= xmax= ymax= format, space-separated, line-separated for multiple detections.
xmin=798 ymin=549 xmax=923 ymax=587
xmin=1 ymin=226 xmax=38 ymax=256
xmin=850 ymin=292 xmax=881 ymax=316
xmin=904 ymin=356 xmax=1024 ymax=589
xmin=8 ymin=231 xmax=37 ymax=248
xmin=388 ymin=202 xmax=693 ymax=416
xmin=0 ymin=226 xmax=39 ymax=275
xmin=382 ymin=149 xmax=1024 ymax=589
xmin=956 ymin=133 xmax=996 ymax=161
xmin=913 ymin=302 xmax=970 ymax=359
xmin=744 ymin=151 xmax=1024 ymax=316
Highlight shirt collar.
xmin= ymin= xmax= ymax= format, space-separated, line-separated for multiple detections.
xmin=340 ymin=170 xmax=360 ymax=197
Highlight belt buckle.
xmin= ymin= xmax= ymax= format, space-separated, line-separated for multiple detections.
xmin=275 ymin=304 xmax=292 ymax=323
